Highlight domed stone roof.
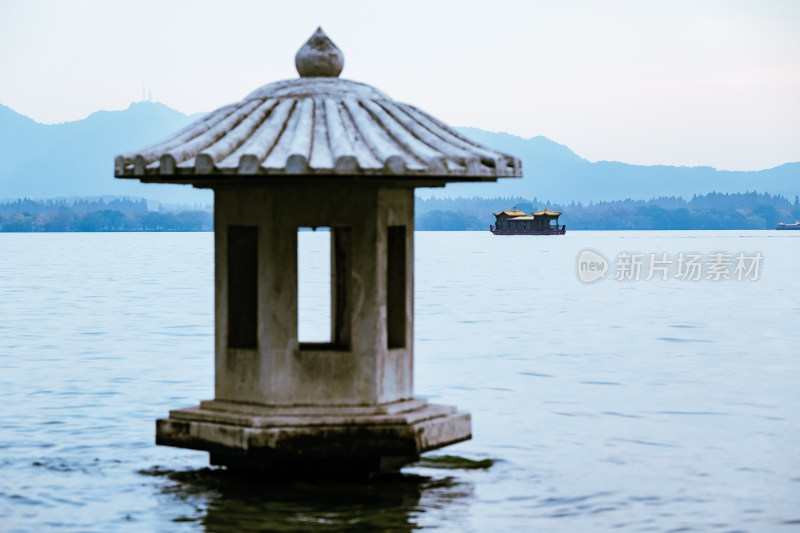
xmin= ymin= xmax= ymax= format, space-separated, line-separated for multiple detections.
xmin=115 ymin=28 xmax=522 ymax=183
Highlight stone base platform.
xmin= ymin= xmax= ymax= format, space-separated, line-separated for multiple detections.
xmin=156 ymin=398 xmax=471 ymax=477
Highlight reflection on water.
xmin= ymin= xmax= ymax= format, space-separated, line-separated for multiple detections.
xmin=142 ymin=467 xmax=472 ymax=533
xmin=1 ymin=231 xmax=799 ymax=532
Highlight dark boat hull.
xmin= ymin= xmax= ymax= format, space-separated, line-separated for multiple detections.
xmin=490 ymin=228 xmax=566 ymax=235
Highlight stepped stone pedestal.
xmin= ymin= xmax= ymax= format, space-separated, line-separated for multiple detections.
xmin=157 ymin=398 xmax=471 ymax=475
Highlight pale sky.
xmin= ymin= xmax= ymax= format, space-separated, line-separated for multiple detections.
xmin=1 ymin=0 xmax=798 ymax=170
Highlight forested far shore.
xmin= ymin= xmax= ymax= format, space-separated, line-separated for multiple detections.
xmin=1 ymin=192 xmax=798 ymax=231
xmin=416 ymin=192 xmax=800 ymax=230
xmin=0 ymin=205 xmax=212 ymax=232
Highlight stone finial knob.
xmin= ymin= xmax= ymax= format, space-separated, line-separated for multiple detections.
xmin=295 ymin=27 xmax=344 ymax=78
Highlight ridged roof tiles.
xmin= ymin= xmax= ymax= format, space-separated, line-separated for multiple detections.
xmin=115 ymin=28 xmax=522 ymax=184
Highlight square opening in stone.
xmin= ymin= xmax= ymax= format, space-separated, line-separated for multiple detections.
xmin=298 ymin=227 xmax=351 ymax=351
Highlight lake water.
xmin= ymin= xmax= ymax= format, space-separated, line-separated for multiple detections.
xmin=1 ymin=231 xmax=798 ymax=532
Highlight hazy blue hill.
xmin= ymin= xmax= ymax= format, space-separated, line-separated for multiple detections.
xmin=1 ymin=102 xmax=797 ymax=204
xmin=0 ymin=104 xmax=49 ymax=176
xmin=441 ymin=127 xmax=799 ymax=202
xmin=457 ymin=127 xmax=585 ymax=164
xmin=0 ymin=102 xmax=211 ymax=204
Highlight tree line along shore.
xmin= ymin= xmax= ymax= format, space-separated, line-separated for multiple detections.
xmin=0 ymin=198 xmax=211 ymax=232
xmin=0 ymin=192 xmax=797 ymax=232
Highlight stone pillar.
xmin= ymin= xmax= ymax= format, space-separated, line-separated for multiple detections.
xmin=212 ymin=184 xmax=414 ymax=406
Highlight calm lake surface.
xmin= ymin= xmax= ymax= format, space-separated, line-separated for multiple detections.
xmin=1 ymin=231 xmax=798 ymax=532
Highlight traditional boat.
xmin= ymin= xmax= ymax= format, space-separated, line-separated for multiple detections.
xmin=490 ymin=208 xmax=566 ymax=235
xmin=776 ymin=221 xmax=800 ymax=230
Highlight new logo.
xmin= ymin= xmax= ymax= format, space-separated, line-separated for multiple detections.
xmin=576 ymin=249 xmax=609 ymax=283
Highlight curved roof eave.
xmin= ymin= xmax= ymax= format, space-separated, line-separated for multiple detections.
xmin=115 ymin=29 xmax=522 ymax=185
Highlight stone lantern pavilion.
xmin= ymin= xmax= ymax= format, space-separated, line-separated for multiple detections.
xmin=115 ymin=28 xmax=521 ymax=475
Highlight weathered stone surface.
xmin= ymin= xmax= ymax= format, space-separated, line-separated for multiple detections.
xmin=169 ymin=400 xmax=454 ymax=428
xmin=156 ymin=401 xmax=471 ymax=473
xmin=198 ymin=397 xmax=429 ymax=416
xmin=213 ymin=185 xmax=415 ymax=407
xmin=295 ymin=27 xmax=344 ymax=78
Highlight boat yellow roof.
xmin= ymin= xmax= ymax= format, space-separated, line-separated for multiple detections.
xmin=493 ymin=210 xmax=528 ymax=217
xmin=531 ymin=209 xmax=562 ymax=216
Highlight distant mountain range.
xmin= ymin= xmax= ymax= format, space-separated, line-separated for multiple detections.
xmin=0 ymin=102 xmax=210 ymax=205
xmin=1 ymin=102 xmax=797 ymax=204
xmin=442 ymin=128 xmax=799 ymax=203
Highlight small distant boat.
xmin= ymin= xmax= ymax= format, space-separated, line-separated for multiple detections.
xmin=490 ymin=208 xmax=566 ymax=235
xmin=776 ymin=221 xmax=800 ymax=230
